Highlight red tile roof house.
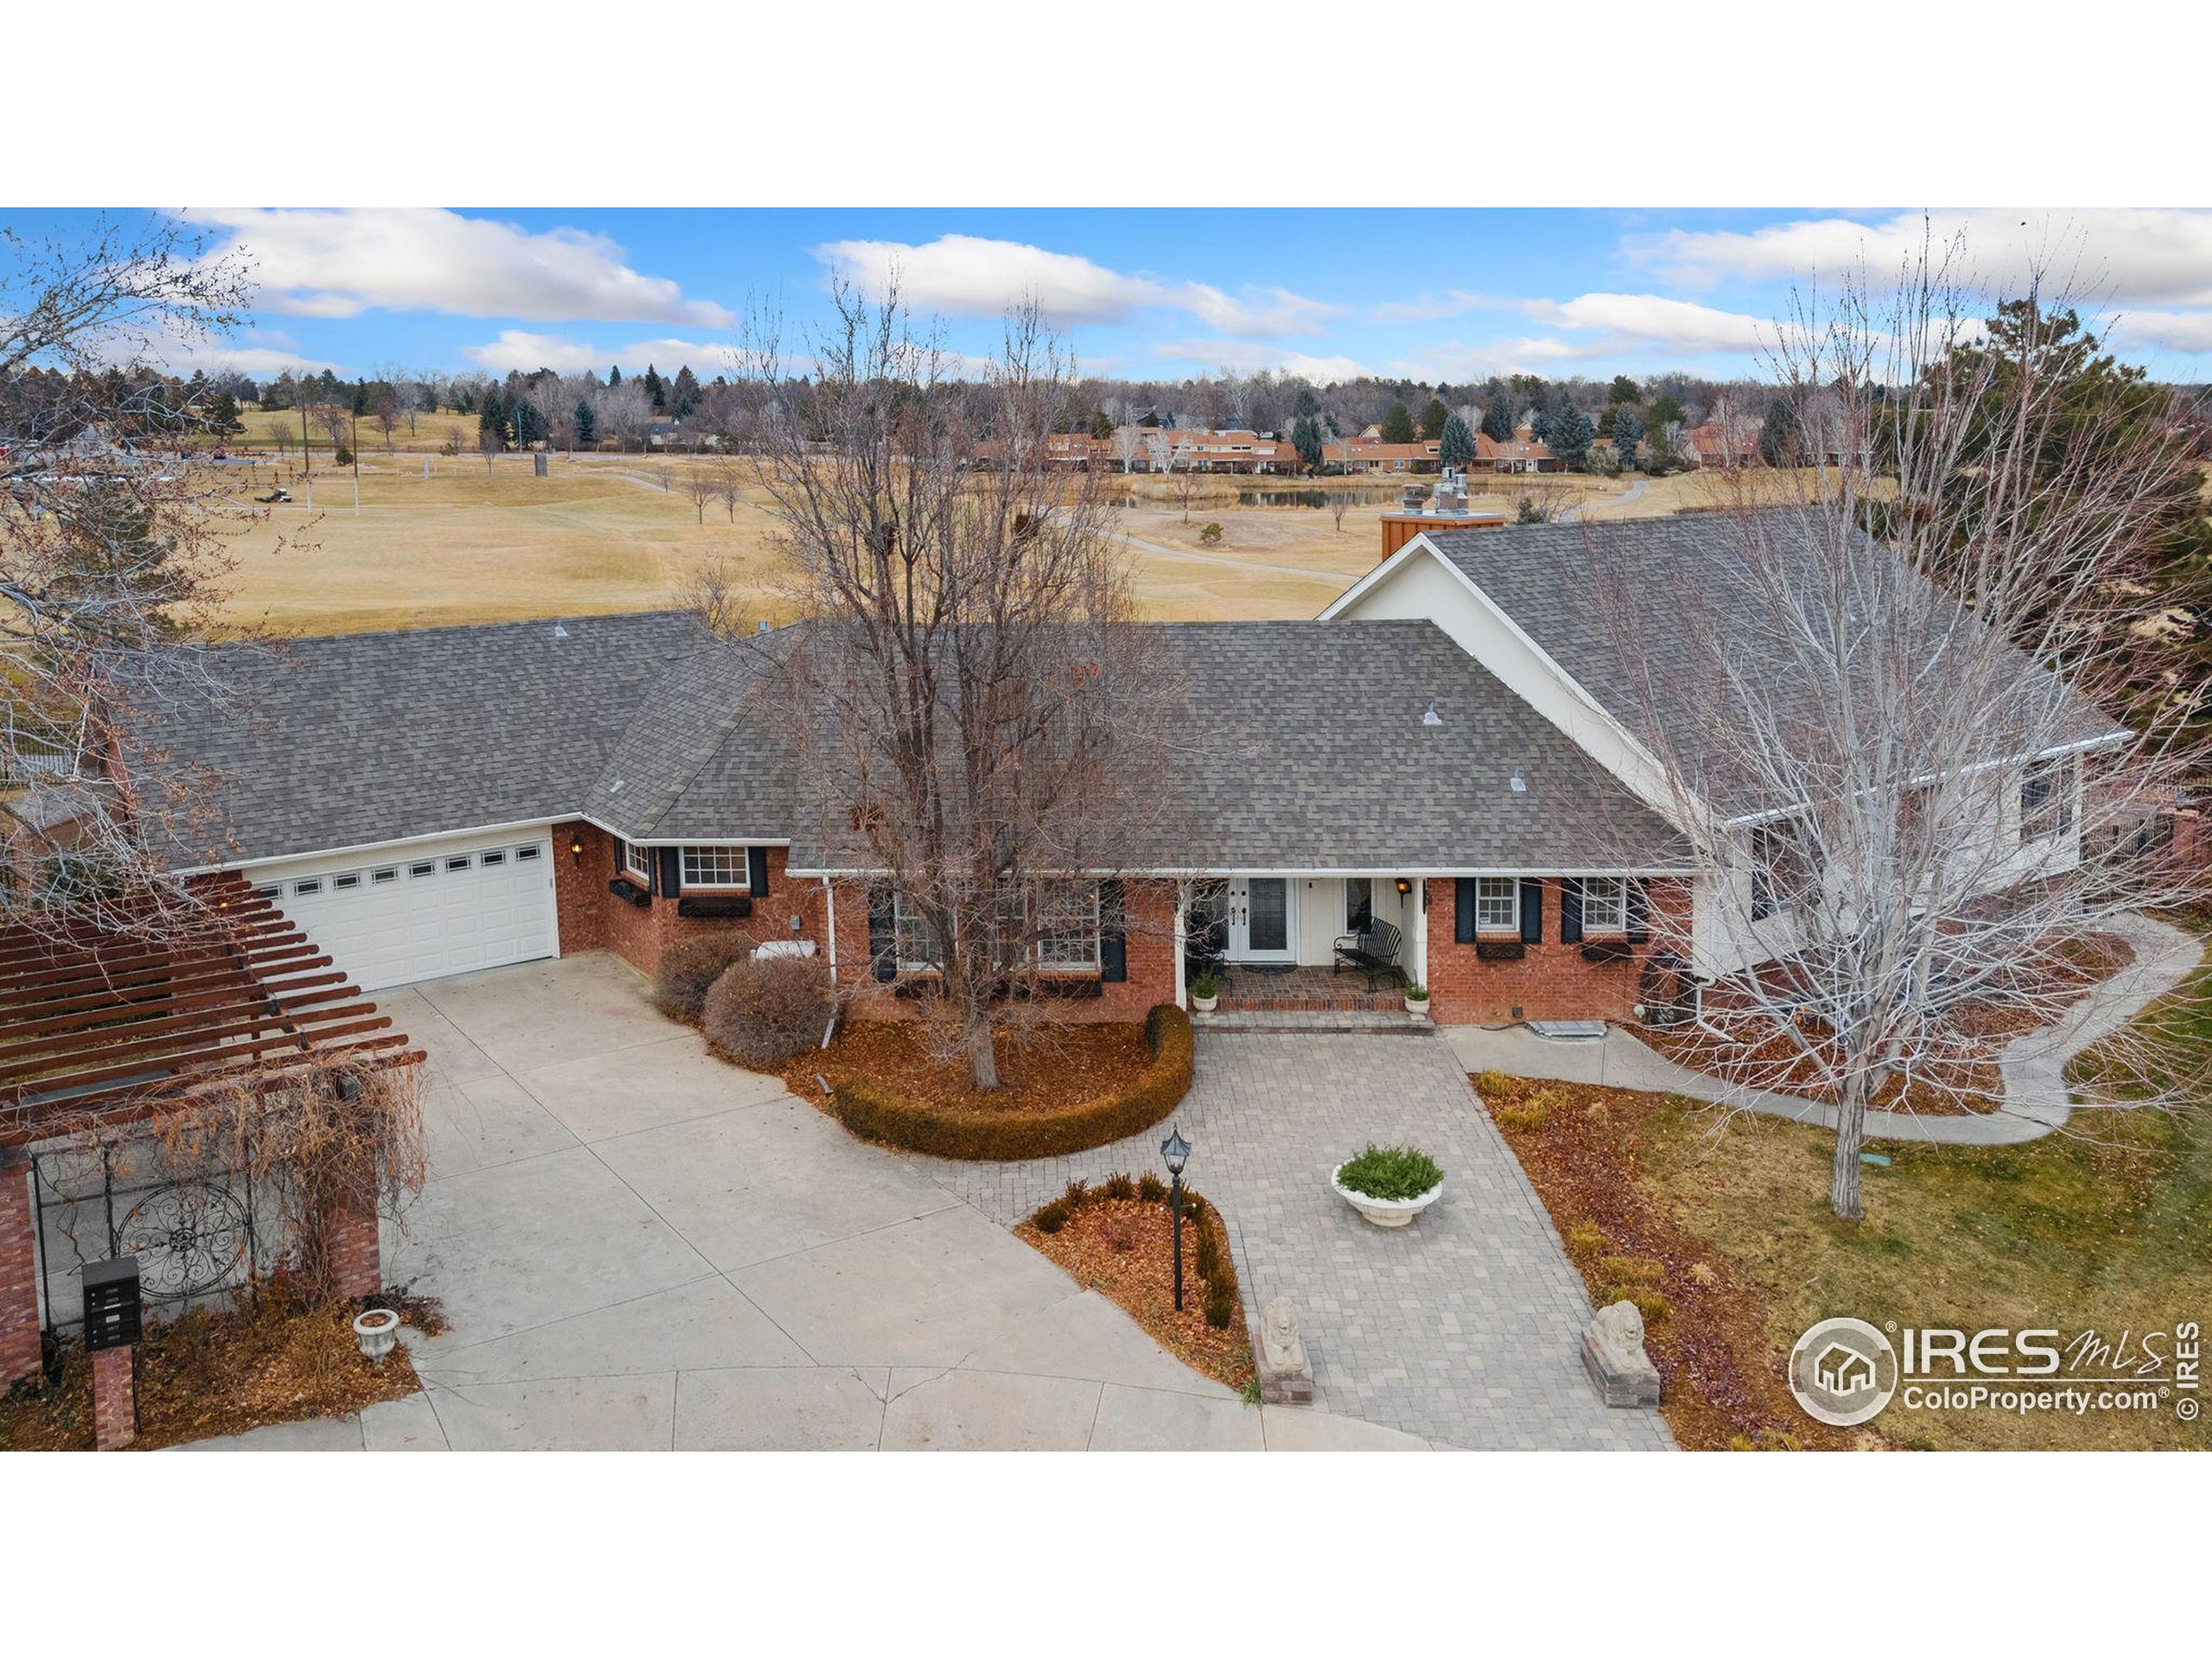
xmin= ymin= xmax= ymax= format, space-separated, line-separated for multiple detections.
xmin=137 ymin=510 xmax=2120 ymax=1031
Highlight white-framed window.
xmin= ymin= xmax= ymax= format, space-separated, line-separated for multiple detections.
xmin=613 ymin=837 xmax=651 ymax=882
xmin=292 ymin=878 xmax=321 ymax=896
xmin=371 ymin=867 xmax=398 ymax=885
xmin=332 ymin=872 xmax=362 ymax=891
xmin=893 ymin=892 xmax=942 ymax=971
xmin=679 ymin=845 xmax=748 ymax=891
xmin=2021 ymin=755 xmax=2075 ymax=842
xmin=1474 ymin=876 xmax=1519 ymax=933
xmin=1034 ymin=879 xmax=1102 ymax=972
xmin=1751 ymin=818 xmax=1805 ymax=921
xmin=1580 ymin=877 xmax=1627 ymax=933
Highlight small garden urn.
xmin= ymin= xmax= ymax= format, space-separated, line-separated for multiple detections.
xmin=1190 ymin=976 xmax=1219 ymax=1015
xmin=352 ymin=1307 xmax=402 ymax=1364
xmin=1331 ymin=1145 xmax=1446 ymax=1229
xmin=1403 ymin=986 xmax=1431 ymax=1021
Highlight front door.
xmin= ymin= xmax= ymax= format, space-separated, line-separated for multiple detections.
xmin=1228 ymin=877 xmax=1296 ymax=963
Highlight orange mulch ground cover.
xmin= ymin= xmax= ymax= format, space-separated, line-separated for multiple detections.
xmin=0 ymin=1288 xmax=443 ymax=1452
xmin=781 ymin=1020 xmax=1154 ymax=1118
xmin=1642 ymin=933 xmax=2135 ymax=1116
xmin=1018 ymin=1198 xmax=1255 ymax=1393
xmin=1480 ymin=1073 xmax=1859 ymax=1451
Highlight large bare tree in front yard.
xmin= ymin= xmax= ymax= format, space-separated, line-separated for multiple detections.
xmin=726 ymin=285 xmax=1192 ymax=1087
xmin=1598 ymin=250 xmax=2211 ymax=1220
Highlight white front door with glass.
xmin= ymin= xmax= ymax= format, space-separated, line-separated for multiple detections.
xmin=1227 ymin=876 xmax=1296 ymax=963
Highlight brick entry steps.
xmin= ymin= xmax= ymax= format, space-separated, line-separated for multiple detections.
xmin=1198 ymin=1009 xmax=1426 ymax=1033
xmin=1210 ymin=965 xmax=1406 ymax=1016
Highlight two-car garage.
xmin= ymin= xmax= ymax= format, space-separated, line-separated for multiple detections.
xmin=251 ymin=830 xmax=560 ymax=993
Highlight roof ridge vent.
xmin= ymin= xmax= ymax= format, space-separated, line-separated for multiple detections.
xmin=553 ymin=623 xmax=569 ymax=639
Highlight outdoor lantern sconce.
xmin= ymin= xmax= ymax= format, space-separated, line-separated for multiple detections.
xmin=1160 ymin=1124 xmax=1192 ymax=1313
xmin=1395 ymin=878 xmax=1413 ymax=896
xmin=569 ymin=837 xmax=584 ymax=861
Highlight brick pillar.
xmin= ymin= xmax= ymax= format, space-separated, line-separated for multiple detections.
xmin=0 ymin=1152 xmax=41 ymax=1389
xmin=91 ymin=1345 xmax=137 ymax=1451
xmin=325 ymin=1187 xmax=382 ymax=1301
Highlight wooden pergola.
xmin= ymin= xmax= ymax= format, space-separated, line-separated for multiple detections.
xmin=0 ymin=874 xmax=421 ymax=1149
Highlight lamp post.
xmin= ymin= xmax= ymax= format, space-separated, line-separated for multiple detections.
xmin=1160 ymin=1124 xmax=1192 ymax=1313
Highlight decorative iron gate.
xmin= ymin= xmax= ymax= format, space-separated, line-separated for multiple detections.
xmin=29 ymin=1138 xmax=266 ymax=1336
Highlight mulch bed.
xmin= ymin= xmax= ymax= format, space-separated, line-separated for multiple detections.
xmin=781 ymin=1020 xmax=1154 ymax=1119
xmin=1479 ymin=1073 xmax=1855 ymax=1451
xmin=0 ymin=1287 xmax=444 ymax=1452
xmin=1642 ymin=932 xmax=2135 ymax=1116
xmin=1017 ymin=1198 xmax=1255 ymax=1394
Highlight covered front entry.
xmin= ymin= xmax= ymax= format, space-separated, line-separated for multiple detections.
xmin=1225 ymin=877 xmax=1296 ymax=963
xmin=1190 ymin=875 xmax=1420 ymax=978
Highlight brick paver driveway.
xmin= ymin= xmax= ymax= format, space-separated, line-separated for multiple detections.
xmin=931 ymin=1029 xmax=1674 ymax=1451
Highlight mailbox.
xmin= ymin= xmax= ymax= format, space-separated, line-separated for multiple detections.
xmin=82 ymin=1256 xmax=143 ymax=1352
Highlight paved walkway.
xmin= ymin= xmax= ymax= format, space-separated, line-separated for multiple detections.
xmin=189 ymin=957 xmax=1441 ymax=1451
xmin=929 ymin=1031 xmax=1672 ymax=1450
xmin=1446 ymin=912 xmax=2202 ymax=1147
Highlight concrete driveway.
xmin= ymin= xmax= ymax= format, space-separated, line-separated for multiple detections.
xmin=191 ymin=955 xmax=1431 ymax=1452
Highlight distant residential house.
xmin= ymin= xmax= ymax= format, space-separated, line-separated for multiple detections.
xmin=1326 ymin=426 xmax=1559 ymax=475
xmin=1687 ymin=419 xmax=1760 ymax=469
xmin=983 ymin=427 xmax=1300 ymax=474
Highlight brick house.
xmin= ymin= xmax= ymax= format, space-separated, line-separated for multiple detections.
xmin=137 ymin=506 xmax=2120 ymax=1029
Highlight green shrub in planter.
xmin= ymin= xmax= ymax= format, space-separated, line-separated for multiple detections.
xmin=652 ymin=934 xmax=757 ymax=1022
xmin=1404 ymin=981 xmax=1431 ymax=1002
xmin=1191 ymin=971 xmax=1218 ymax=1000
xmin=1335 ymin=1143 xmax=1445 ymax=1202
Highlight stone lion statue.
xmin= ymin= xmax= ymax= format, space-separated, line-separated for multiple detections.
xmin=1587 ymin=1299 xmax=1649 ymax=1373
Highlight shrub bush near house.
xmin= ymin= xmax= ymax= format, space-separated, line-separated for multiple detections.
xmin=701 ymin=955 xmax=835 ymax=1067
xmin=830 ymin=1004 xmax=1194 ymax=1160
xmin=652 ymin=935 xmax=757 ymax=1022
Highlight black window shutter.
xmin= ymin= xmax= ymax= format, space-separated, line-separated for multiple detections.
xmin=1519 ymin=878 xmax=1544 ymax=944
xmin=1559 ymin=878 xmax=1584 ymax=943
xmin=747 ymin=846 xmax=770 ymax=895
xmin=1454 ymin=878 xmax=1477 ymax=944
xmin=1625 ymin=880 xmax=1649 ymax=944
xmin=1098 ymin=880 xmax=1127 ymax=982
xmin=656 ymin=847 xmax=681 ymax=898
xmin=868 ymin=886 xmax=897 ymax=981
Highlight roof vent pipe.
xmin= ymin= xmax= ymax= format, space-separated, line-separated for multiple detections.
xmin=1421 ymin=701 xmax=1443 ymax=727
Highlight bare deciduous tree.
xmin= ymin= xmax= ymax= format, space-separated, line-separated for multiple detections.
xmin=1 ymin=217 xmax=268 ymax=942
xmin=1596 ymin=249 xmax=2211 ymax=1221
xmin=708 ymin=454 xmax=743 ymax=522
xmin=718 ymin=285 xmax=1193 ymax=1087
xmin=679 ymin=463 xmax=717 ymax=524
xmin=1327 ymin=493 xmax=1348 ymax=533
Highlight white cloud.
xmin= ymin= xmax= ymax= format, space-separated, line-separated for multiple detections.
xmin=811 ymin=233 xmax=1334 ymax=338
xmin=2109 ymin=308 xmax=2212 ymax=355
xmin=180 ymin=208 xmax=734 ymax=326
xmin=1149 ymin=337 xmax=1372 ymax=384
xmin=1629 ymin=208 xmax=2212 ymax=308
xmin=1517 ymin=292 xmax=1770 ymax=356
xmin=462 ymin=330 xmax=730 ymax=375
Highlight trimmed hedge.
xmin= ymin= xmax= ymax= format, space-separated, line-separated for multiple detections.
xmin=830 ymin=1004 xmax=1194 ymax=1161
xmin=702 ymin=955 xmax=835 ymax=1068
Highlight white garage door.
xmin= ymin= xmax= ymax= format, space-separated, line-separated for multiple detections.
xmin=256 ymin=833 xmax=559 ymax=992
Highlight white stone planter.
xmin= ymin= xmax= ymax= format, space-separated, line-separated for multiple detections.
xmin=352 ymin=1307 xmax=401 ymax=1363
xmin=1403 ymin=995 xmax=1430 ymax=1020
xmin=1191 ymin=993 xmax=1218 ymax=1014
xmin=1332 ymin=1164 xmax=1445 ymax=1228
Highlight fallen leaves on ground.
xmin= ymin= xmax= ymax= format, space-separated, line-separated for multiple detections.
xmin=782 ymin=1020 xmax=1154 ymax=1118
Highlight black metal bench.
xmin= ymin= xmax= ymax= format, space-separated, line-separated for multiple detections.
xmin=1332 ymin=920 xmax=1403 ymax=989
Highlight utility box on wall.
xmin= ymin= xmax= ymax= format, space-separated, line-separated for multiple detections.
xmin=82 ymin=1256 xmax=143 ymax=1351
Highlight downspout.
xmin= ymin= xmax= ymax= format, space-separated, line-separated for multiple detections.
xmin=819 ymin=875 xmax=839 ymax=1050
xmin=1173 ymin=881 xmax=1189 ymax=1009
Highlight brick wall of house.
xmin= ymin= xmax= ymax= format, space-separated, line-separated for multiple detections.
xmin=92 ymin=1345 xmax=136 ymax=1451
xmin=1422 ymin=877 xmax=1691 ymax=1025
xmin=0 ymin=1153 xmax=40 ymax=1389
xmin=553 ymin=823 xmax=827 ymax=977
xmin=325 ymin=1189 xmax=383 ymax=1302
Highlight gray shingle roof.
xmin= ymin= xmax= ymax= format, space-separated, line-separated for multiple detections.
xmin=1423 ymin=512 xmax=2128 ymax=815
xmin=145 ymin=611 xmax=706 ymax=867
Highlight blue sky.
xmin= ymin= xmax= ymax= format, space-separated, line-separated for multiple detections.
xmin=16 ymin=207 xmax=2212 ymax=385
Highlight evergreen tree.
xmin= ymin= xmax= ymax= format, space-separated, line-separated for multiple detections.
xmin=1378 ymin=401 xmax=1416 ymax=444
xmin=1417 ymin=396 xmax=1451 ymax=440
xmin=1608 ymin=374 xmax=1640 ymax=404
xmin=512 ymin=397 xmax=546 ymax=448
xmin=478 ymin=388 xmax=506 ymax=448
xmin=1609 ymin=405 xmax=1644 ymax=457
xmin=205 ymin=389 xmax=243 ymax=438
xmin=1758 ymin=397 xmax=1801 ymax=467
xmin=1547 ymin=402 xmax=1595 ymax=469
xmin=643 ymin=364 xmax=665 ymax=410
xmin=1437 ymin=412 xmax=1476 ymax=468
xmin=1482 ymin=395 xmax=1516 ymax=442
xmin=1089 ymin=406 xmax=1114 ymax=440
xmin=1291 ymin=413 xmax=1323 ymax=471
xmin=607 ymin=365 xmax=623 ymax=389
xmin=671 ymin=365 xmax=701 ymax=417
xmin=1647 ymin=392 xmax=1687 ymax=429
xmin=575 ymin=401 xmax=597 ymax=446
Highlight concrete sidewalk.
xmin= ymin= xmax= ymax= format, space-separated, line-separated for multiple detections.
xmin=1446 ymin=911 xmax=2202 ymax=1147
